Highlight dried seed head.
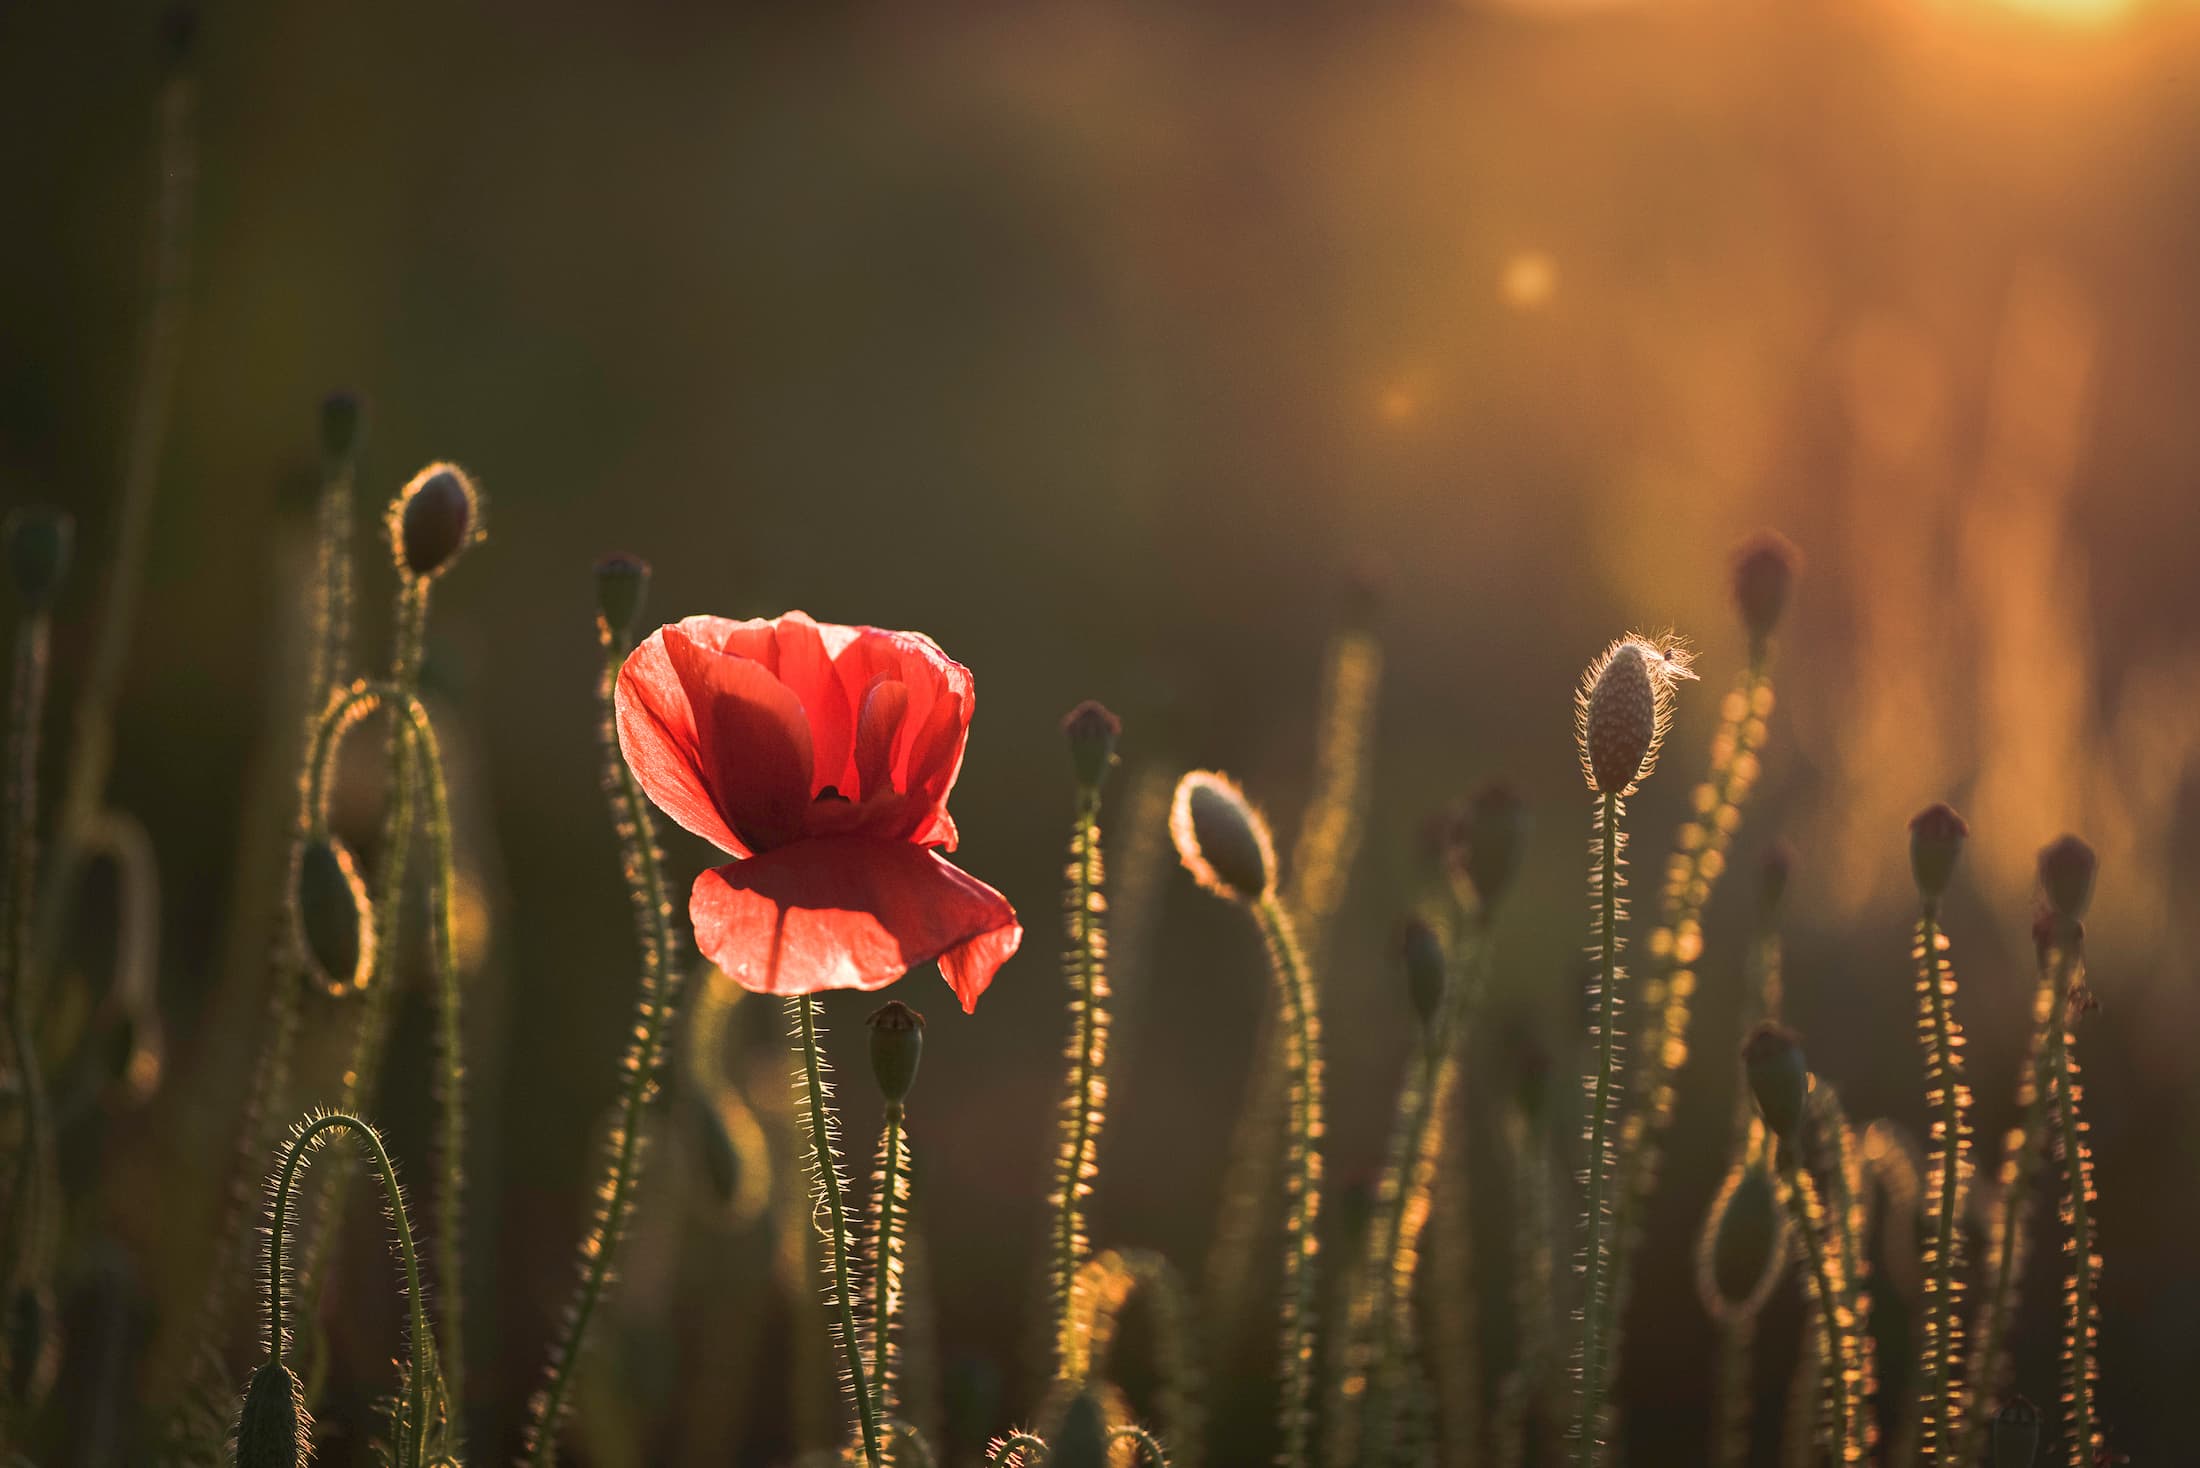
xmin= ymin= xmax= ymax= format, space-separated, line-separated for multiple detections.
xmin=2 ymin=1285 xmax=58 ymax=1408
xmin=1699 ymin=1159 xmax=1788 ymax=1319
xmin=1456 ymin=779 xmax=1529 ymax=913
xmin=2036 ymin=834 xmax=2097 ymax=921
xmin=1170 ymin=771 xmax=1276 ymax=902
xmin=867 ymin=999 xmax=925 ymax=1105
xmin=1061 ymin=700 xmax=1121 ymax=789
xmin=5 ymin=506 xmax=75 ymax=612
xmin=1758 ymin=839 xmax=1794 ymax=920
xmin=1990 ymin=1395 xmax=2041 ymax=1468
xmin=1575 ymin=632 xmax=1696 ymax=797
xmin=592 ymin=552 xmax=651 ymax=648
xmin=1731 ymin=529 xmax=1801 ymax=645
xmin=233 ymin=1358 xmax=310 ymax=1468
xmin=1398 ymin=916 xmax=1446 ymax=1035
xmin=1742 ymin=1021 xmax=1808 ymax=1141
xmin=392 ymin=461 xmax=481 ymax=578
xmin=294 ymin=836 xmax=373 ymax=997
xmin=319 ymin=390 xmax=364 ymax=465
xmin=1908 ymin=802 xmax=1969 ymax=901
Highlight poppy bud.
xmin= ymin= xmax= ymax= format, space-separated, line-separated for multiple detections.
xmin=1731 ymin=529 xmax=1800 ymax=645
xmin=1700 ymin=1160 xmax=1787 ymax=1318
xmin=1742 ymin=1022 xmax=1808 ymax=1142
xmin=2 ymin=1284 xmax=57 ymax=1408
xmin=1456 ymin=780 xmax=1529 ymax=912
xmin=1399 ymin=916 xmax=1446 ymax=1035
xmin=294 ymin=836 xmax=373 ymax=996
xmin=1577 ymin=635 xmax=1695 ymax=797
xmin=1991 ymin=1394 xmax=2041 ymax=1468
xmin=2036 ymin=835 xmax=2096 ymax=922
xmin=233 ymin=1358 xmax=310 ymax=1468
xmin=1758 ymin=840 xmax=1793 ymax=920
xmin=319 ymin=390 xmax=363 ymax=464
xmin=5 ymin=507 xmax=74 ymax=612
xmin=1169 ymin=771 xmax=1276 ymax=902
xmin=1908 ymin=803 xmax=1969 ymax=902
xmin=1061 ymin=700 xmax=1121 ymax=789
xmin=868 ymin=1000 xmax=925 ymax=1105
xmin=592 ymin=552 xmax=651 ymax=647
xmin=392 ymin=462 xmax=480 ymax=578
xmin=1049 ymin=1390 xmax=1110 ymax=1468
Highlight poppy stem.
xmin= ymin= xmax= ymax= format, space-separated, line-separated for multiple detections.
xmin=869 ymin=1101 xmax=910 ymax=1433
xmin=1494 ymin=1098 xmax=1557 ymax=1468
xmin=1572 ymin=789 xmax=1625 ymax=1467
xmin=1249 ymin=892 xmax=1323 ymax=1468
xmin=2 ymin=611 xmax=56 ymax=1292
xmin=1050 ymin=778 xmax=1109 ymax=1377
xmin=1914 ymin=900 xmax=1971 ymax=1462
xmin=2046 ymin=949 xmax=2101 ymax=1466
xmin=1774 ymin=1142 xmax=1859 ymax=1463
xmin=789 ymin=994 xmax=885 ymax=1468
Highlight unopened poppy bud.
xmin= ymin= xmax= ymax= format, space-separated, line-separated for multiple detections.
xmin=867 ymin=1000 xmax=925 ymax=1105
xmin=1908 ymin=803 xmax=1969 ymax=902
xmin=1456 ymin=780 xmax=1529 ymax=912
xmin=2036 ymin=835 xmax=2096 ymax=921
xmin=1758 ymin=840 xmax=1793 ymax=920
xmin=1061 ymin=700 xmax=1121 ymax=788
xmin=1050 ymin=1390 xmax=1110 ymax=1468
xmin=2 ymin=1285 xmax=57 ymax=1407
xmin=1742 ymin=1022 xmax=1808 ymax=1141
xmin=1700 ymin=1160 xmax=1786 ymax=1317
xmin=1399 ymin=916 xmax=1446 ymax=1035
xmin=393 ymin=462 xmax=480 ymax=578
xmin=295 ymin=837 xmax=372 ymax=996
xmin=233 ymin=1358 xmax=310 ymax=1468
xmin=5 ymin=507 xmax=74 ymax=612
xmin=1990 ymin=1394 xmax=2041 ymax=1468
xmin=1170 ymin=771 xmax=1276 ymax=902
xmin=592 ymin=553 xmax=651 ymax=647
xmin=319 ymin=390 xmax=363 ymax=464
xmin=1731 ymin=529 xmax=1800 ymax=645
xmin=1577 ymin=634 xmax=1695 ymax=796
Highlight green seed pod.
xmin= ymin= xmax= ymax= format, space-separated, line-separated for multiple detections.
xmin=295 ymin=836 xmax=373 ymax=996
xmin=867 ymin=999 xmax=925 ymax=1105
xmin=1060 ymin=700 xmax=1121 ymax=789
xmin=1697 ymin=1158 xmax=1788 ymax=1320
xmin=4 ymin=506 xmax=74 ymax=612
xmin=1456 ymin=779 xmax=1529 ymax=912
xmin=1742 ymin=1022 xmax=1808 ymax=1142
xmin=233 ymin=1358 xmax=310 ymax=1468
xmin=1990 ymin=1394 xmax=2041 ymax=1468
xmin=1169 ymin=771 xmax=1275 ymax=902
xmin=2036 ymin=834 xmax=2097 ymax=922
xmin=1908 ymin=802 xmax=1968 ymax=902
xmin=1049 ymin=1390 xmax=1110 ymax=1468
xmin=592 ymin=552 xmax=651 ymax=648
xmin=1399 ymin=916 xmax=1446 ymax=1036
xmin=319 ymin=390 xmax=363 ymax=465
xmin=2 ymin=1285 xmax=58 ymax=1408
xmin=392 ymin=461 xmax=480 ymax=578
xmin=1731 ymin=529 xmax=1801 ymax=646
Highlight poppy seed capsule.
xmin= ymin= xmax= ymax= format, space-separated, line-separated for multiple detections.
xmin=592 ymin=552 xmax=651 ymax=647
xmin=1170 ymin=771 xmax=1276 ymax=902
xmin=867 ymin=999 xmax=925 ymax=1105
xmin=1061 ymin=700 xmax=1121 ymax=789
xmin=1457 ymin=780 xmax=1529 ymax=912
xmin=1731 ymin=529 xmax=1801 ymax=645
xmin=295 ymin=837 xmax=372 ymax=996
xmin=1990 ymin=1395 xmax=2041 ymax=1468
xmin=2036 ymin=834 xmax=2097 ymax=921
xmin=393 ymin=462 xmax=479 ymax=578
xmin=233 ymin=1358 xmax=310 ymax=1468
xmin=1399 ymin=916 xmax=1446 ymax=1035
xmin=1908 ymin=802 xmax=1969 ymax=901
xmin=319 ymin=390 xmax=363 ymax=464
xmin=5 ymin=507 xmax=74 ymax=612
xmin=1742 ymin=1022 xmax=1808 ymax=1141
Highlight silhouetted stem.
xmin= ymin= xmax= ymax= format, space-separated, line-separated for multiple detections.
xmin=1573 ymin=790 xmax=1624 ymax=1467
xmin=1778 ymin=1151 xmax=1858 ymax=1464
xmin=872 ymin=1104 xmax=909 ymax=1426
xmin=792 ymin=996 xmax=883 ymax=1468
xmin=1251 ymin=892 xmax=1323 ymax=1468
xmin=1914 ymin=904 xmax=1969 ymax=1460
xmin=1051 ymin=780 xmax=1108 ymax=1374
xmin=2046 ymin=967 xmax=2100 ymax=1466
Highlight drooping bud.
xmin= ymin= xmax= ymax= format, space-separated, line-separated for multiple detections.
xmin=319 ymin=390 xmax=363 ymax=465
xmin=233 ymin=1358 xmax=310 ymax=1468
xmin=392 ymin=462 xmax=480 ymax=578
xmin=1456 ymin=780 xmax=1529 ymax=913
xmin=1169 ymin=771 xmax=1276 ymax=902
xmin=1698 ymin=1158 xmax=1788 ymax=1319
xmin=867 ymin=1000 xmax=925 ymax=1105
xmin=1990 ymin=1395 xmax=2041 ymax=1468
xmin=1398 ymin=916 xmax=1446 ymax=1035
xmin=1576 ymin=633 xmax=1696 ymax=797
xmin=5 ymin=507 xmax=75 ymax=612
xmin=1731 ymin=530 xmax=1801 ymax=646
xmin=592 ymin=552 xmax=651 ymax=648
xmin=2036 ymin=835 xmax=2096 ymax=922
xmin=1758 ymin=840 xmax=1793 ymax=920
xmin=1061 ymin=700 xmax=1121 ymax=789
xmin=1742 ymin=1022 xmax=1808 ymax=1142
xmin=2 ymin=1285 xmax=58 ymax=1408
xmin=294 ymin=836 xmax=373 ymax=996
xmin=1908 ymin=803 xmax=1969 ymax=902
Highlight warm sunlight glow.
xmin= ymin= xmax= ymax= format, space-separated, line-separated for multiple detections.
xmin=1502 ymin=251 xmax=1558 ymax=310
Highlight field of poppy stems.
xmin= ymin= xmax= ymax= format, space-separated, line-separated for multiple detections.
xmin=8 ymin=5 xmax=2200 ymax=1468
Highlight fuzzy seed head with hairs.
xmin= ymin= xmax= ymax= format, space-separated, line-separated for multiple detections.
xmin=1576 ymin=631 xmax=1697 ymax=796
xmin=1170 ymin=771 xmax=1276 ymax=902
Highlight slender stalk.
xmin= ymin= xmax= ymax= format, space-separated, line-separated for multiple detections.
xmin=1051 ymin=780 xmax=1109 ymax=1374
xmin=1250 ymin=893 xmax=1323 ymax=1468
xmin=403 ymin=702 xmax=465 ymax=1411
xmin=524 ymin=632 xmax=682 ymax=1466
xmin=1776 ymin=1150 xmax=1860 ymax=1464
xmin=1913 ymin=903 xmax=1970 ymax=1461
xmin=1572 ymin=790 xmax=1626 ymax=1466
xmin=791 ymin=995 xmax=884 ymax=1468
xmin=3 ymin=616 xmax=55 ymax=1290
xmin=871 ymin=1103 xmax=911 ymax=1433
xmin=1494 ymin=1100 xmax=1556 ymax=1468
xmin=2045 ymin=965 xmax=2100 ymax=1466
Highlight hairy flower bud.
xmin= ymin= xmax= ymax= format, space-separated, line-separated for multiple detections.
xmin=592 ymin=552 xmax=651 ymax=648
xmin=393 ymin=461 xmax=480 ymax=578
xmin=1456 ymin=780 xmax=1529 ymax=912
xmin=2036 ymin=834 xmax=2097 ymax=922
xmin=1990 ymin=1394 xmax=2041 ymax=1468
xmin=1731 ymin=529 xmax=1800 ymax=645
xmin=1399 ymin=916 xmax=1446 ymax=1035
xmin=295 ymin=836 xmax=373 ymax=996
xmin=233 ymin=1359 xmax=309 ymax=1468
xmin=319 ymin=390 xmax=363 ymax=464
xmin=1908 ymin=803 xmax=1969 ymax=902
xmin=5 ymin=507 xmax=74 ymax=612
xmin=868 ymin=999 xmax=925 ymax=1105
xmin=1061 ymin=700 xmax=1121 ymax=789
xmin=1170 ymin=771 xmax=1276 ymax=902
xmin=1576 ymin=633 xmax=1696 ymax=797
xmin=1743 ymin=1022 xmax=1808 ymax=1142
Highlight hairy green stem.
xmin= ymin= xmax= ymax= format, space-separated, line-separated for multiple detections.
xmin=1573 ymin=790 xmax=1625 ymax=1466
xmin=2046 ymin=964 xmax=2099 ymax=1466
xmin=792 ymin=995 xmax=884 ymax=1468
xmin=1251 ymin=893 xmax=1323 ymax=1468
xmin=403 ymin=703 xmax=465 ymax=1411
xmin=871 ymin=1103 xmax=910 ymax=1437
xmin=1778 ymin=1150 xmax=1859 ymax=1464
xmin=1913 ymin=904 xmax=1969 ymax=1461
xmin=1051 ymin=781 xmax=1108 ymax=1375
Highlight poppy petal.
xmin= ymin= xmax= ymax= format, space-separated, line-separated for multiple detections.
xmin=662 ymin=627 xmax=814 ymax=852
xmin=765 ymin=613 xmax=855 ymax=800
xmin=689 ymin=839 xmax=1021 ymax=1013
xmin=615 ymin=626 xmax=749 ymax=857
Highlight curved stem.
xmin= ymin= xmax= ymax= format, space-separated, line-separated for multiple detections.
xmin=3 ymin=617 xmax=54 ymax=1288
xmin=1914 ymin=905 xmax=1969 ymax=1460
xmin=1573 ymin=790 xmax=1625 ymax=1466
xmin=986 ymin=1432 xmax=1051 ymax=1466
xmin=792 ymin=995 xmax=883 ymax=1468
xmin=1051 ymin=781 xmax=1108 ymax=1375
xmin=1111 ymin=1425 xmax=1174 ymax=1466
xmin=1250 ymin=893 xmax=1323 ymax=1468
xmin=1778 ymin=1152 xmax=1858 ymax=1464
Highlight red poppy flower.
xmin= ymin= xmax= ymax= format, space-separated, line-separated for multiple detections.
xmin=615 ymin=611 xmax=1022 ymax=1012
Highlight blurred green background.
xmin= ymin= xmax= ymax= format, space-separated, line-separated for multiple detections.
xmin=5 ymin=0 xmax=2199 ymax=1462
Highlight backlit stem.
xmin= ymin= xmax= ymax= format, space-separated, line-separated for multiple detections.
xmin=1251 ymin=893 xmax=1324 ymax=1468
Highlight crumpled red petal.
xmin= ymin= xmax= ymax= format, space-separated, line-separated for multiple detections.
xmin=614 ymin=624 xmax=750 ymax=858
xmin=689 ymin=837 xmax=1022 ymax=1013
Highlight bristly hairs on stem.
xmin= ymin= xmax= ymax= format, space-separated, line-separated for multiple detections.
xmin=2034 ymin=837 xmax=2104 ymax=1467
xmin=865 ymin=998 xmax=924 ymax=1456
xmin=524 ymin=554 xmax=688 ymax=1468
